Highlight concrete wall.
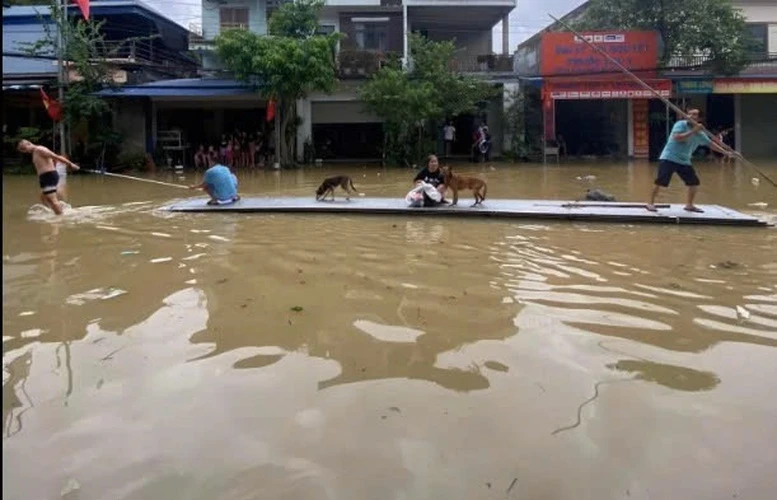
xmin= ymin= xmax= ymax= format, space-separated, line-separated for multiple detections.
xmin=202 ymin=0 xmax=268 ymax=40
xmin=425 ymin=29 xmax=493 ymax=67
xmin=312 ymin=101 xmax=381 ymax=124
xmin=739 ymin=93 xmax=777 ymax=159
xmin=733 ymin=1 xmax=777 ymax=24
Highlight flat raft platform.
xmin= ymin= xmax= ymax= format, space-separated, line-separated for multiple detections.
xmin=167 ymin=197 xmax=770 ymax=227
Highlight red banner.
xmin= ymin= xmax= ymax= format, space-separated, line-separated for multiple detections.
xmin=543 ymin=97 xmax=555 ymax=141
xmin=632 ymin=99 xmax=649 ymax=159
xmin=545 ymin=79 xmax=672 ymax=100
xmin=266 ymin=99 xmax=276 ymax=122
xmin=540 ymin=31 xmax=659 ymax=79
xmin=73 ymin=0 xmax=90 ymax=20
xmin=40 ymin=88 xmax=63 ymax=122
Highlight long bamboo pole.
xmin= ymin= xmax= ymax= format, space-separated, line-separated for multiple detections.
xmin=56 ymin=0 xmax=66 ymax=155
xmin=549 ymin=14 xmax=777 ymax=189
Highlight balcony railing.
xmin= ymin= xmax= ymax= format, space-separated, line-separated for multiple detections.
xmin=338 ymin=50 xmax=400 ymax=78
xmin=96 ymin=40 xmax=196 ymax=69
xmin=664 ymin=52 xmax=777 ymax=71
xmin=451 ymin=54 xmax=514 ymax=73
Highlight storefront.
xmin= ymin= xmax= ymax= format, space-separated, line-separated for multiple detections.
xmin=713 ymin=78 xmax=777 ymax=159
xmin=542 ymin=79 xmax=672 ymax=159
xmin=536 ymin=29 xmax=666 ymax=160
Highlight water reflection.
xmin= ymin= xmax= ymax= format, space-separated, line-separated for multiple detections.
xmin=607 ymin=359 xmax=720 ymax=392
xmin=3 ymin=162 xmax=777 ymax=499
xmin=3 ymin=350 xmax=33 ymax=438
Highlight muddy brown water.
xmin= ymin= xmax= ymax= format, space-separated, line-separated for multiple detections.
xmin=3 ymin=160 xmax=777 ymax=500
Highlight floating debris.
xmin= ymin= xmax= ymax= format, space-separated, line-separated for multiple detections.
xmin=748 ymin=202 xmax=768 ymax=209
xmin=60 ymin=478 xmax=80 ymax=497
xmin=66 ymin=287 xmax=127 ymax=306
xmin=120 ymin=250 xmax=140 ymax=256
xmin=18 ymin=311 xmax=36 ymax=317
xmin=150 ymin=257 xmax=173 ymax=264
xmin=751 ymin=177 xmax=760 ymax=186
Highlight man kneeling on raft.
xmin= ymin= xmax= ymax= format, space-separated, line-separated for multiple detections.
xmin=17 ymin=139 xmax=79 ymax=216
xmin=189 ymin=158 xmax=240 ymax=205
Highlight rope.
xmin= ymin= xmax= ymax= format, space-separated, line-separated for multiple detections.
xmin=84 ymin=169 xmax=190 ymax=190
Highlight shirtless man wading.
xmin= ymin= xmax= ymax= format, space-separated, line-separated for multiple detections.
xmin=17 ymin=139 xmax=79 ymax=215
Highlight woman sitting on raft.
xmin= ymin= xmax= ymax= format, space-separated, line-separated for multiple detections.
xmin=406 ymin=154 xmax=449 ymax=207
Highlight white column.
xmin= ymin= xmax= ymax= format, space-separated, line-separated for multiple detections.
xmin=734 ymin=93 xmax=742 ymax=155
xmin=296 ymin=97 xmax=312 ymax=162
xmin=502 ymin=82 xmax=519 ymax=153
xmin=502 ymin=15 xmax=509 ymax=55
xmin=402 ymin=4 xmax=409 ymax=69
xmin=627 ymin=99 xmax=634 ymax=158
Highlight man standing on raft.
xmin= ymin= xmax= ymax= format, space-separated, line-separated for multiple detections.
xmin=17 ymin=139 xmax=79 ymax=216
xmin=647 ymin=108 xmax=733 ymax=213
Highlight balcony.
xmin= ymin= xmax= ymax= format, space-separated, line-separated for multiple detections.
xmin=338 ymin=50 xmax=400 ymax=78
xmin=451 ymin=54 xmax=514 ymax=73
xmin=96 ymin=40 xmax=197 ymax=70
xmin=664 ymin=52 xmax=777 ymax=76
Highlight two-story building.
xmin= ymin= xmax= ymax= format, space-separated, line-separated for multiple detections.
xmin=184 ymin=0 xmax=518 ymax=162
xmin=2 ymin=0 xmax=199 ymax=154
xmin=514 ymin=0 xmax=777 ymax=161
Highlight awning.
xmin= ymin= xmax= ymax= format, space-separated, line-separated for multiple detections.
xmin=93 ymin=78 xmax=263 ymax=98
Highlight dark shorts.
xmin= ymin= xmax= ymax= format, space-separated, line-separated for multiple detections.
xmin=39 ymin=170 xmax=60 ymax=195
xmin=655 ymin=159 xmax=700 ymax=188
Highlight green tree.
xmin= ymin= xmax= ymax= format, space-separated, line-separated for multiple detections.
xmin=23 ymin=1 xmax=143 ymax=166
xmin=216 ymin=0 xmax=340 ymax=166
xmin=575 ymin=0 xmax=753 ymax=75
xmin=361 ymin=34 xmax=497 ymax=165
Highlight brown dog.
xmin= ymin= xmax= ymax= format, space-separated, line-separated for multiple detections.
xmin=441 ymin=166 xmax=487 ymax=206
xmin=315 ymin=175 xmax=359 ymax=201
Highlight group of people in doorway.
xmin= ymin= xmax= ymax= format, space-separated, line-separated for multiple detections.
xmin=193 ymin=127 xmax=275 ymax=170
xmin=442 ymin=120 xmax=492 ymax=163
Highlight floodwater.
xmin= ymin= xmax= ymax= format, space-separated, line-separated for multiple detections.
xmin=3 ymin=160 xmax=777 ymax=500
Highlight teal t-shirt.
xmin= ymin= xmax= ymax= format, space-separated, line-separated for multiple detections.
xmin=203 ymin=164 xmax=238 ymax=201
xmin=659 ymin=120 xmax=711 ymax=165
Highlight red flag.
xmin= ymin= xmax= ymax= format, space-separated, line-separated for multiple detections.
xmin=73 ymin=0 xmax=90 ymax=20
xmin=265 ymin=99 xmax=276 ymax=123
xmin=40 ymin=88 xmax=63 ymax=122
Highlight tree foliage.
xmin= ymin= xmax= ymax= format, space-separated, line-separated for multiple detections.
xmin=216 ymin=0 xmax=340 ymax=166
xmin=360 ymin=34 xmax=497 ymax=165
xmin=575 ymin=0 xmax=754 ymax=75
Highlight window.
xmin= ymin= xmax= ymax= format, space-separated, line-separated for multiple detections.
xmin=353 ymin=18 xmax=388 ymax=52
xmin=745 ymin=23 xmax=767 ymax=56
xmin=220 ymin=7 xmax=249 ymax=31
xmin=317 ymin=24 xmax=336 ymax=36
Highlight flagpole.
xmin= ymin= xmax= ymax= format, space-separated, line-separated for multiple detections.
xmin=56 ymin=0 xmax=66 ymax=155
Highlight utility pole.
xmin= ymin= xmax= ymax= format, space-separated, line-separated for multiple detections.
xmin=56 ymin=0 xmax=67 ymax=155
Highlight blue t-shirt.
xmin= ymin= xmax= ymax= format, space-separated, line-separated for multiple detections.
xmin=659 ymin=120 xmax=711 ymax=165
xmin=203 ymin=164 xmax=238 ymax=201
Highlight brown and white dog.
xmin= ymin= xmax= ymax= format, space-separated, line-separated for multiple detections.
xmin=315 ymin=175 xmax=359 ymax=201
xmin=441 ymin=166 xmax=487 ymax=206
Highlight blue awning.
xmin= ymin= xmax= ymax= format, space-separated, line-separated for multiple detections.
xmin=94 ymin=78 xmax=263 ymax=98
